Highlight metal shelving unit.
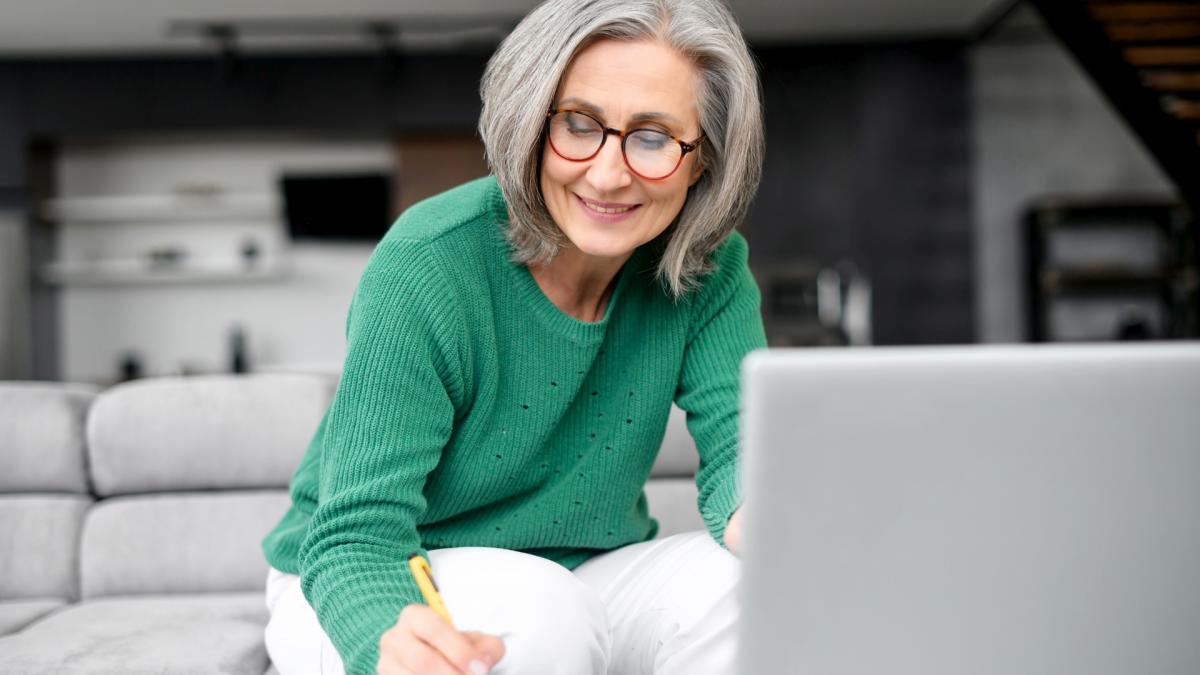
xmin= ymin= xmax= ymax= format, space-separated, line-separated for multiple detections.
xmin=1025 ymin=196 xmax=1198 ymax=341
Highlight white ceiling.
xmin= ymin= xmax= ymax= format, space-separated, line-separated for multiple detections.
xmin=0 ymin=0 xmax=1008 ymax=56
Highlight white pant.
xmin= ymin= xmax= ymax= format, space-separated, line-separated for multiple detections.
xmin=264 ymin=530 xmax=739 ymax=675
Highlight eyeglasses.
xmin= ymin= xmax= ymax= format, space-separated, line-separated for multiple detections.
xmin=545 ymin=108 xmax=704 ymax=181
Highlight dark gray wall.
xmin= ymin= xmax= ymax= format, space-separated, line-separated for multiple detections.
xmin=752 ymin=43 xmax=973 ymax=344
xmin=0 ymin=44 xmax=973 ymax=358
xmin=0 ymin=66 xmax=25 ymax=204
xmin=12 ymin=53 xmax=484 ymax=138
xmin=0 ymin=66 xmax=32 ymax=378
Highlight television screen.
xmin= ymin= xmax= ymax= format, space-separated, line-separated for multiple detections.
xmin=282 ymin=172 xmax=393 ymax=241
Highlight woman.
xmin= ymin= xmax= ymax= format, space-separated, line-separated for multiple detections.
xmin=261 ymin=0 xmax=765 ymax=673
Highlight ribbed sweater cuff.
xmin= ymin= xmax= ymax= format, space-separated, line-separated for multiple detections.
xmin=701 ymin=466 xmax=742 ymax=549
xmin=303 ymin=555 xmax=427 ymax=675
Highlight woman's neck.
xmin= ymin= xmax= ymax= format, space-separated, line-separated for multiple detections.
xmin=527 ymin=247 xmax=631 ymax=323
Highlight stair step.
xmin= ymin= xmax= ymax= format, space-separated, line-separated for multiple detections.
xmin=1091 ymin=3 xmax=1200 ymax=22
xmin=1164 ymin=98 xmax=1200 ymax=119
xmin=1124 ymin=46 xmax=1200 ymax=66
xmin=1142 ymin=70 xmax=1200 ymax=91
xmin=1106 ymin=20 xmax=1200 ymax=42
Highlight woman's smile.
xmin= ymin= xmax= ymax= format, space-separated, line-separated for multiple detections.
xmin=574 ymin=193 xmax=642 ymax=223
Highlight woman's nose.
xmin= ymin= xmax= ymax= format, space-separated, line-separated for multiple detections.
xmin=585 ymin=135 xmax=633 ymax=192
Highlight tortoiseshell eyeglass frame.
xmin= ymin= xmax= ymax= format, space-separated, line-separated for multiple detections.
xmin=545 ymin=108 xmax=705 ymax=180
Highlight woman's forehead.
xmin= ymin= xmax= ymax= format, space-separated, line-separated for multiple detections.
xmin=556 ymin=39 xmax=699 ymax=127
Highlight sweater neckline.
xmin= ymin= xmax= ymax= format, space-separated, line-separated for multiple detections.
xmin=488 ymin=179 xmax=639 ymax=345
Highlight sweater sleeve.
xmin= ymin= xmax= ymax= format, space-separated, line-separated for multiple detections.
xmin=674 ymin=231 xmax=767 ymax=548
xmin=297 ymin=237 xmax=465 ymax=675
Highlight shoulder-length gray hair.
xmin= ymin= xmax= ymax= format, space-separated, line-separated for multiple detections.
xmin=478 ymin=0 xmax=763 ymax=299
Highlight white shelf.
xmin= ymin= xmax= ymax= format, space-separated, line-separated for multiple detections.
xmin=39 ymin=258 xmax=290 ymax=286
xmin=43 ymin=193 xmax=278 ymax=224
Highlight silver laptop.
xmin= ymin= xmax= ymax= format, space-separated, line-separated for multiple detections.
xmin=738 ymin=344 xmax=1200 ymax=675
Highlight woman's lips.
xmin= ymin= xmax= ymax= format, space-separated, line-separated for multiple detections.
xmin=575 ymin=194 xmax=641 ymax=222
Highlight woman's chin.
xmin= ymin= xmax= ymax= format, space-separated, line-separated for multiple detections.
xmin=569 ymin=238 xmax=637 ymax=262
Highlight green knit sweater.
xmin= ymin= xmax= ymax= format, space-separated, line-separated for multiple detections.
xmin=261 ymin=175 xmax=766 ymax=675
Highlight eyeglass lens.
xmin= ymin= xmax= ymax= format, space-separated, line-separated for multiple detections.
xmin=548 ymin=111 xmax=683 ymax=179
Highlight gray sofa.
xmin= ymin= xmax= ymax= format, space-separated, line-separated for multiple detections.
xmin=0 ymin=373 xmax=705 ymax=674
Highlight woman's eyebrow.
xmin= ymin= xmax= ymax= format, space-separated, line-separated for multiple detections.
xmin=558 ymin=97 xmax=684 ymax=128
xmin=630 ymin=111 xmax=683 ymax=126
xmin=559 ymin=97 xmax=603 ymax=114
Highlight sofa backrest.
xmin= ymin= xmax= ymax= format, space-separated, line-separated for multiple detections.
xmin=0 ymin=382 xmax=98 ymax=603
xmin=79 ymin=374 xmax=334 ymax=599
xmin=644 ymin=404 xmax=704 ymax=537
xmin=1 ymin=373 xmax=706 ymax=602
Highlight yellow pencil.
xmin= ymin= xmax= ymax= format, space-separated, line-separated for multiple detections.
xmin=408 ymin=554 xmax=455 ymax=627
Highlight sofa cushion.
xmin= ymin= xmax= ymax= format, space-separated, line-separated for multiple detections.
xmin=0 ymin=593 xmax=269 ymax=675
xmin=87 ymin=374 xmax=334 ymax=497
xmin=80 ymin=490 xmax=291 ymax=600
xmin=650 ymin=404 xmax=701 ymax=478
xmin=0 ymin=496 xmax=91 ymax=601
xmin=0 ymin=382 xmax=97 ymax=493
xmin=0 ymin=599 xmax=67 ymax=635
xmin=643 ymin=477 xmax=705 ymax=537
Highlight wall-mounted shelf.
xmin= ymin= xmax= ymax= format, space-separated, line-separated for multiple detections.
xmin=40 ymin=189 xmax=289 ymax=287
xmin=38 ymin=258 xmax=290 ymax=286
xmin=1040 ymin=268 xmax=1182 ymax=294
xmin=42 ymin=192 xmax=278 ymax=224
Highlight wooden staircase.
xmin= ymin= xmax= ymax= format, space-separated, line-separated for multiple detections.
xmin=1028 ymin=1 xmax=1200 ymax=210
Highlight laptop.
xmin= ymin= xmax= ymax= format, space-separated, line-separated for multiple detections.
xmin=738 ymin=343 xmax=1200 ymax=675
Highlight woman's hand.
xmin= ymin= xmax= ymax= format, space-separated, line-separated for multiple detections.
xmin=724 ymin=507 xmax=744 ymax=557
xmin=377 ymin=604 xmax=506 ymax=675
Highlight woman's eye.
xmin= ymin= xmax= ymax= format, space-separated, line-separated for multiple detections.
xmin=564 ymin=114 xmax=599 ymax=135
xmin=631 ymin=131 xmax=670 ymax=150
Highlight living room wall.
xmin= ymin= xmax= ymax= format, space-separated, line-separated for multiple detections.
xmin=0 ymin=43 xmax=975 ymax=379
xmin=969 ymin=8 xmax=1177 ymax=343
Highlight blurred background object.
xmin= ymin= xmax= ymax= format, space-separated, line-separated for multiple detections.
xmin=755 ymin=261 xmax=872 ymax=347
xmin=1025 ymin=196 xmax=1197 ymax=342
xmin=0 ymin=0 xmax=1196 ymax=385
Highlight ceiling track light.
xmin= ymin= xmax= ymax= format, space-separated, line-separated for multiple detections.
xmin=365 ymin=22 xmax=402 ymax=80
xmin=168 ymin=17 xmax=518 ymax=82
xmin=203 ymin=24 xmax=240 ymax=80
xmin=167 ymin=16 xmax=516 ymax=53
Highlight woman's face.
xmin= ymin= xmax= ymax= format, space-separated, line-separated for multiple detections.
xmin=540 ymin=38 xmax=704 ymax=265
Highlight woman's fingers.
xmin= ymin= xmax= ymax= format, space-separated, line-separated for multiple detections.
xmin=464 ymin=631 xmax=506 ymax=667
xmin=380 ymin=604 xmax=498 ymax=675
xmin=724 ymin=507 xmax=744 ymax=556
xmin=379 ymin=624 xmax=463 ymax=672
xmin=378 ymin=616 xmax=463 ymax=675
xmin=407 ymin=608 xmax=496 ymax=674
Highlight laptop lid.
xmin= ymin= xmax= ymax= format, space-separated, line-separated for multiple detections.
xmin=739 ymin=344 xmax=1200 ymax=675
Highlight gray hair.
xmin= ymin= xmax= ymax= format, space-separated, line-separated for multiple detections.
xmin=478 ymin=0 xmax=764 ymax=299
